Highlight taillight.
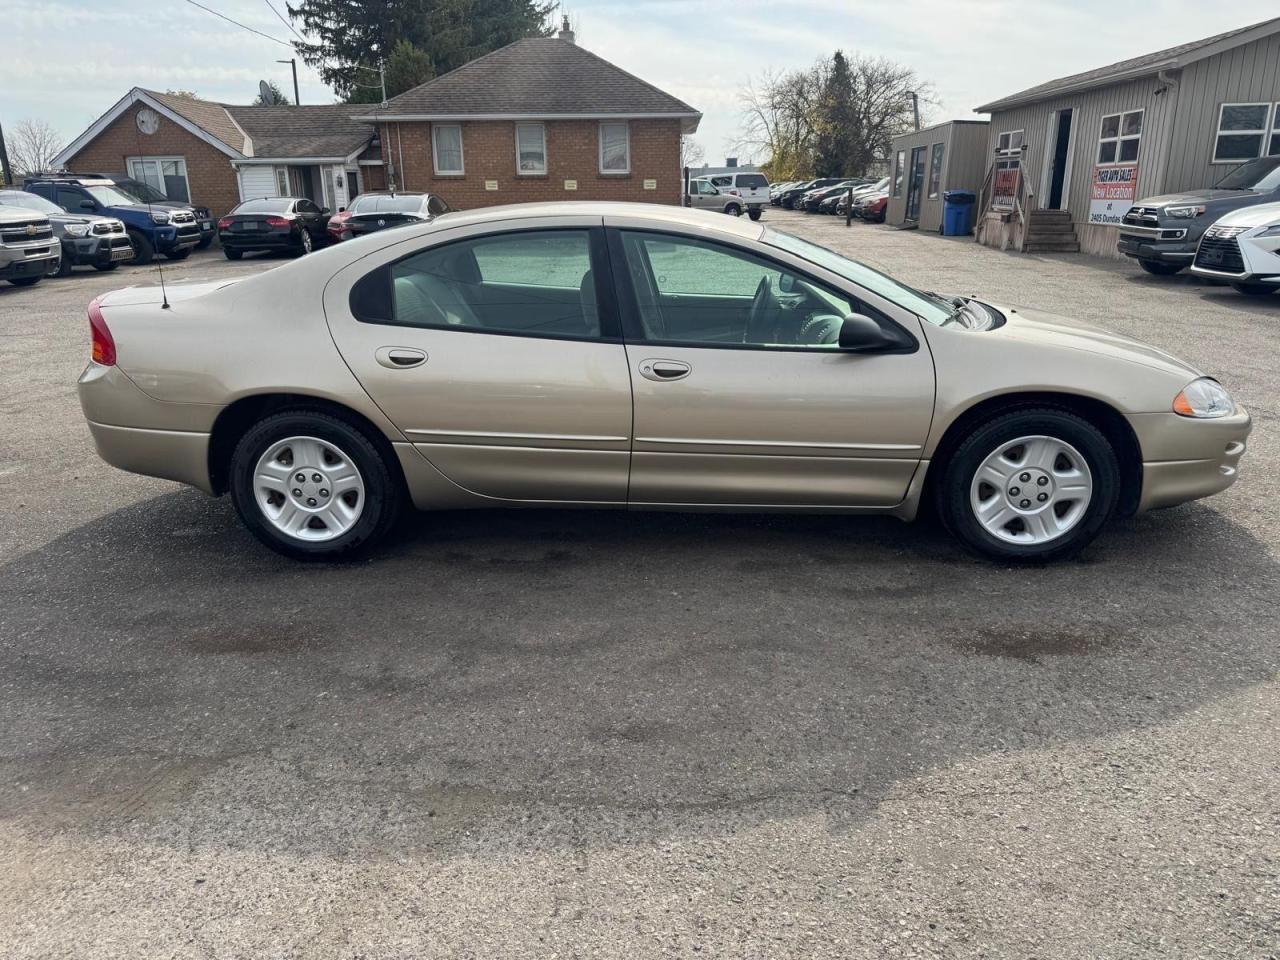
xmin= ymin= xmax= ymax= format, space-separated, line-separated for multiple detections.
xmin=216 ymin=217 xmax=232 ymax=230
xmin=88 ymin=296 xmax=116 ymax=366
xmin=265 ymin=215 xmax=291 ymax=227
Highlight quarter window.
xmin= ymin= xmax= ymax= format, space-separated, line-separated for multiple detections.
xmin=618 ymin=231 xmax=862 ymax=350
xmin=927 ymin=142 xmax=945 ymax=198
xmin=1213 ymin=102 xmax=1277 ymax=162
xmin=385 ymin=230 xmax=602 ymax=339
xmin=599 ymin=122 xmax=630 ymax=173
xmin=432 ymin=124 xmax=464 ymax=175
xmin=1098 ymin=110 xmax=1142 ymax=164
xmin=515 ymin=122 xmax=546 ymax=174
xmin=128 ymin=156 xmax=191 ymax=203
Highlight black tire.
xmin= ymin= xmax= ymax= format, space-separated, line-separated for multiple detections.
xmin=50 ymin=254 xmax=72 ymax=278
xmin=165 ymin=248 xmax=190 ymax=261
xmin=1138 ymin=259 xmax=1183 ymax=276
xmin=229 ymin=410 xmax=403 ymax=560
xmin=128 ymin=231 xmax=154 ymax=265
xmin=94 ymin=262 xmax=119 ymax=272
xmin=224 ymin=248 xmax=243 ymax=260
xmin=1230 ymin=281 xmax=1277 ymax=297
xmin=934 ymin=408 xmax=1121 ymax=563
xmin=8 ymin=276 xmax=41 ymax=287
xmin=724 ymin=203 xmax=742 ymax=217
xmin=748 ymin=208 xmax=762 ymax=221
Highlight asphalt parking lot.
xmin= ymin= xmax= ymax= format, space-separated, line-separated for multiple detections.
xmin=1 ymin=213 xmax=1277 ymax=958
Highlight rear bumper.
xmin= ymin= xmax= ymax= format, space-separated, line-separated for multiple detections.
xmin=219 ymin=229 xmax=296 ymax=250
xmin=86 ymin=420 xmax=214 ymax=494
xmin=1130 ymin=408 xmax=1251 ymax=512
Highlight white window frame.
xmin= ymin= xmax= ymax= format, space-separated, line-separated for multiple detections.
xmin=892 ymin=150 xmax=905 ymax=197
xmin=275 ymin=167 xmax=289 ymax=196
xmin=1212 ymin=101 xmax=1279 ymax=163
xmin=927 ymin=142 xmax=945 ymax=199
xmin=432 ymin=124 xmax=465 ymax=175
xmin=1097 ymin=110 xmax=1143 ymax=166
xmin=995 ymin=129 xmax=1024 ymax=158
xmin=126 ymin=155 xmax=191 ymax=202
xmin=598 ymin=121 xmax=630 ymax=174
xmin=515 ymin=122 xmax=547 ymax=175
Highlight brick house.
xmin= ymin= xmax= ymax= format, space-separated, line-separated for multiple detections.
xmin=356 ymin=23 xmax=701 ymax=208
xmin=51 ymin=22 xmax=697 ymax=216
xmin=52 ymin=90 xmax=381 ymax=218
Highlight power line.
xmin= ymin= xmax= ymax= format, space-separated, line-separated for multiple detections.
xmin=262 ymin=0 xmax=306 ymax=43
xmin=183 ymin=0 xmax=292 ymax=47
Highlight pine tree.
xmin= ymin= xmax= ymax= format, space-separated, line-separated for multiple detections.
xmin=813 ymin=51 xmax=858 ymax=177
xmin=286 ymin=0 xmax=555 ymax=102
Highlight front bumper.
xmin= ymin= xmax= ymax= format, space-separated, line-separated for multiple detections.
xmin=152 ymin=225 xmax=201 ymax=253
xmin=1129 ymin=408 xmax=1251 ymax=512
xmin=0 ymin=246 xmax=59 ymax=279
xmin=1116 ymin=226 xmax=1198 ymax=263
xmin=65 ymin=235 xmax=135 ymax=267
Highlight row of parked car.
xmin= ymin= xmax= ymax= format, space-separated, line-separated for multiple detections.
xmin=769 ymin=177 xmax=892 ymax=222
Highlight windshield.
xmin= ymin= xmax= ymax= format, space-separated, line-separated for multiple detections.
xmin=114 ymin=178 xmax=167 ymax=203
xmin=84 ymin=184 xmax=143 ymax=206
xmin=0 ymin=190 xmax=62 ymax=215
xmin=764 ymin=228 xmax=953 ymax=325
xmin=234 ymin=198 xmax=294 ymax=213
xmin=1213 ymin=156 xmax=1280 ymax=191
xmin=351 ymin=195 xmax=425 ymax=213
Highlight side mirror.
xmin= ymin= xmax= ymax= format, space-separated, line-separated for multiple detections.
xmin=320 ymin=206 xmax=331 ymax=215
xmin=79 ymin=199 xmax=96 ymax=210
xmin=838 ymin=313 xmax=901 ymax=352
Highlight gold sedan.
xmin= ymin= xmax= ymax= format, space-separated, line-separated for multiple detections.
xmin=78 ymin=202 xmax=1250 ymax=561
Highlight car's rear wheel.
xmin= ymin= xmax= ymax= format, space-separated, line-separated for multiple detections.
xmin=8 ymin=276 xmax=41 ymax=287
xmin=1138 ymin=259 xmax=1184 ymax=276
xmin=936 ymin=408 xmax=1120 ymax=562
xmin=1230 ymin=281 xmax=1277 ymax=297
xmin=224 ymin=248 xmax=243 ymax=260
xmin=748 ymin=208 xmax=762 ymax=221
xmin=296 ymin=229 xmax=314 ymax=256
xmin=229 ymin=411 xmax=402 ymax=560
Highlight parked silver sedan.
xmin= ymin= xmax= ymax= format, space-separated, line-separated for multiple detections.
xmin=79 ymin=203 xmax=1250 ymax=561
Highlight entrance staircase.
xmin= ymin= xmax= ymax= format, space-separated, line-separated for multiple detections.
xmin=1021 ymin=209 xmax=1079 ymax=254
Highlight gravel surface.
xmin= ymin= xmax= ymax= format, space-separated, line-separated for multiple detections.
xmin=1 ymin=215 xmax=1277 ymax=958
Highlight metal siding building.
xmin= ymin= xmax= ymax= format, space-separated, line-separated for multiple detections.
xmin=974 ymin=17 xmax=1280 ymax=258
xmin=886 ymin=120 xmax=989 ymax=232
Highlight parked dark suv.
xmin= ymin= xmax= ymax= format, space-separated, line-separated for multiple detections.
xmin=1117 ymin=156 xmax=1280 ymax=275
xmin=24 ymin=175 xmax=201 ymax=264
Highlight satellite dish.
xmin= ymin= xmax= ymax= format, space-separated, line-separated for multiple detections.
xmin=259 ymin=80 xmax=275 ymax=104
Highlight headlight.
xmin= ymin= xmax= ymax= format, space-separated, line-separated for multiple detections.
xmin=1173 ymin=378 xmax=1234 ymax=418
xmin=1164 ymin=205 xmax=1206 ymax=219
xmin=150 ymin=212 xmax=170 ymax=224
xmin=62 ymin=223 xmax=90 ymax=237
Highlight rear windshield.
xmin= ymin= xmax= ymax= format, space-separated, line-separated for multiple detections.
xmin=735 ymin=174 xmax=768 ymax=188
xmin=234 ymin=198 xmax=294 ymax=213
xmin=351 ymin=195 xmax=425 ymax=213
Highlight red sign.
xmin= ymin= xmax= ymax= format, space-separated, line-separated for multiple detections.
xmin=1089 ymin=163 xmax=1140 ymax=225
xmin=992 ymin=164 xmax=1020 ymax=209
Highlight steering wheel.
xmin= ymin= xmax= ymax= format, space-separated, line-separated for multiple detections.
xmin=797 ymin=313 xmax=844 ymax=346
xmin=745 ymin=275 xmax=780 ymax=344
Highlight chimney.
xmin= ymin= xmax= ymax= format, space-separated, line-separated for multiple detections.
xmin=726 ymin=157 xmax=738 ymax=168
xmin=558 ymin=15 xmax=575 ymax=43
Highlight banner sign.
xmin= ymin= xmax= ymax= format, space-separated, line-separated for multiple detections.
xmin=1088 ymin=163 xmax=1139 ymax=225
xmin=992 ymin=163 xmax=1020 ymax=210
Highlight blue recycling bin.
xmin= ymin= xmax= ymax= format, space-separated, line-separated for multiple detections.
xmin=942 ymin=190 xmax=976 ymax=236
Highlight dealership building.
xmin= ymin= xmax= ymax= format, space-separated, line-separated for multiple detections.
xmin=970 ymin=16 xmax=1280 ymax=257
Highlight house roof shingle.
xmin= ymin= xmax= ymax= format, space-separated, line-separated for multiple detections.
xmin=977 ymin=16 xmax=1280 ymax=113
xmin=147 ymin=90 xmax=247 ymax=154
xmin=371 ymin=37 xmax=700 ymax=123
xmin=226 ymin=103 xmax=376 ymax=159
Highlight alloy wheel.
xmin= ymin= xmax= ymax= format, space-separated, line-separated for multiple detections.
xmin=253 ymin=435 xmax=364 ymax=542
xmin=968 ymin=435 xmax=1093 ymax=545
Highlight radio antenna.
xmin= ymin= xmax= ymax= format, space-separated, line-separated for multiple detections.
xmin=132 ymin=100 xmax=171 ymax=309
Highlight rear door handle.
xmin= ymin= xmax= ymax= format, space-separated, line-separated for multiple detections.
xmin=376 ymin=347 xmax=427 ymax=369
xmin=639 ymin=359 xmax=691 ymax=382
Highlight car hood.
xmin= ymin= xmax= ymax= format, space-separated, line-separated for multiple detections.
xmin=982 ymin=302 xmax=1202 ymax=379
xmin=1211 ymin=200 xmax=1280 ymax=228
xmin=52 ymin=212 xmax=114 ymax=226
xmin=1136 ymin=189 xmax=1257 ymax=206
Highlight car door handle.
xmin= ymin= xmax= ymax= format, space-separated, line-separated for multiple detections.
xmin=639 ymin=359 xmax=691 ymax=382
xmin=375 ymin=347 xmax=427 ymax=369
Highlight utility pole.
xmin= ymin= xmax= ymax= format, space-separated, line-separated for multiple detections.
xmin=379 ymin=60 xmax=397 ymax=193
xmin=379 ymin=58 xmax=388 ymax=106
xmin=276 ymin=58 xmax=300 ymax=105
xmin=907 ymin=91 xmax=920 ymax=132
xmin=0 ymin=119 xmax=13 ymax=186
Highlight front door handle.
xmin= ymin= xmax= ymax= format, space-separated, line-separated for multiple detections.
xmin=639 ymin=359 xmax=691 ymax=382
xmin=375 ymin=346 xmax=427 ymax=369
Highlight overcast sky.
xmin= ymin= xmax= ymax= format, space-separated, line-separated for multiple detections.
xmin=9 ymin=1 xmax=1279 ymax=163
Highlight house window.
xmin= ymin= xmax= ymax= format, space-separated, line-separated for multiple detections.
xmin=893 ymin=150 xmax=905 ymax=197
xmin=599 ymin=122 xmax=630 ymax=174
xmin=127 ymin=156 xmax=190 ymax=202
xmin=1098 ymin=110 xmax=1142 ymax=164
xmin=432 ymin=124 xmax=464 ymax=175
xmin=996 ymin=130 xmax=1024 ymax=157
xmin=515 ymin=122 xmax=546 ymax=174
xmin=275 ymin=167 xmax=289 ymax=196
xmin=927 ymin=142 xmax=945 ymax=198
xmin=1213 ymin=102 xmax=1280 ymax=162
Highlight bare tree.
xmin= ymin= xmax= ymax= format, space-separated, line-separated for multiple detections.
xmin=5 ymin=119 xmax=64 ymax=176
xmin=680 ymin=136 xmax=705 ymax=170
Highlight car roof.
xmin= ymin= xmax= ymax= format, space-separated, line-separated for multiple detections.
xmin=417 ymin=201 xmax=765 ymax=240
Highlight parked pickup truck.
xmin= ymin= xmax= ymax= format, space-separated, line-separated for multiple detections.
xmin=0 ymin=205 xmax=61 ymax=286
xmin=0 ymin=190 xmax=134 ymax=275
xmin=23 ymin=176 xmax=201 ymax=265
xmin=82 ymin=173 xmax=216 ymax=249
xmin=1117 ymin=156 xmax=1280 ymax=276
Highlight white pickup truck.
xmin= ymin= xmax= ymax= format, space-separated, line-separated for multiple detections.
xmin=0 ymin=204 xmax=61 ymax=287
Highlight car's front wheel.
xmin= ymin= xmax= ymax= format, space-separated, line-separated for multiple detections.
xmin=1138 ymin=259 xmax=1184 ymax=276
xmin=936 ymin=408 xmax=1120 ymax=562
xmin=229 ymin=411 xmax=402 ymax=560
xmin=1230 ymin=281 xmax=1277 ymax=297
